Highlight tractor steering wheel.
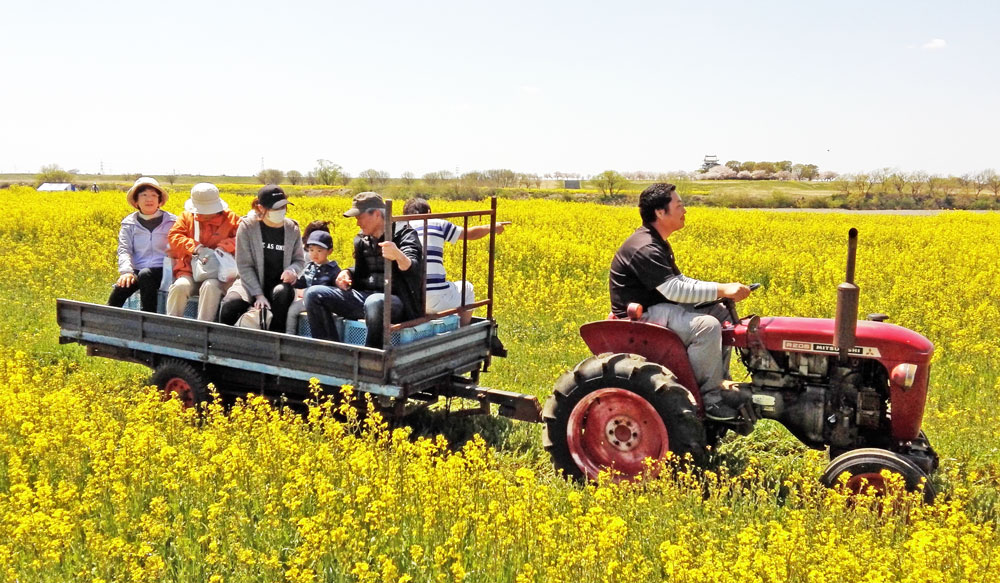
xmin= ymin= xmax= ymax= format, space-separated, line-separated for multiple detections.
xmin=693 ymin=283 xmax=761 ymax=323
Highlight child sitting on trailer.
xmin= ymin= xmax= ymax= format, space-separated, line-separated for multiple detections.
xmin=285 ymin=229 xmax=341 ymax=333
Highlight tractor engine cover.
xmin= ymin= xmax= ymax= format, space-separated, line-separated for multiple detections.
xmin=731 ymin=316 xmax=933 ymax=442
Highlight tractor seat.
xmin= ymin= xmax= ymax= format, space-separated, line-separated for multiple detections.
xmin=607 ymin=303 xmax=645 ymax=322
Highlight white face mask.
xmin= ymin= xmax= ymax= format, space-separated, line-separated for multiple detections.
xmin=266 ymin=208 xmax=286 ymax=223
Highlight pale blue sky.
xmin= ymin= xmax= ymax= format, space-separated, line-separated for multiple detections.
xmin=2 ymin=0 xmax=997 ymax=177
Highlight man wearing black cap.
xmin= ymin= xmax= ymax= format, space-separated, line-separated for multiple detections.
xmin=304 ymin=191 xmax=423 ymax=348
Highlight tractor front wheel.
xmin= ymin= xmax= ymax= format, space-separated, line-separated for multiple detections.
xmin=149 ymin=359 xmax=208 ymax=409
xmin=821 ymin=448 xmax=935 ymax=503
xmin=542 ymin=353 xmax=706 ymax=482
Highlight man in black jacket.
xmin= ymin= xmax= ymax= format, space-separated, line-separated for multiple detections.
xmin=304 ymin=192 xmax=423 ymax=348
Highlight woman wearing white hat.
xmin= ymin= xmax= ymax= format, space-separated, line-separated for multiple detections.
xmin=108 ymin=177 xmax=176 ymax=312
xmin=166 ymin=183 xmax=242 ymax=321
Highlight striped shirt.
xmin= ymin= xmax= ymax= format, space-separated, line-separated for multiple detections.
xmin=405 ymin=218 xmax=463 ymax=292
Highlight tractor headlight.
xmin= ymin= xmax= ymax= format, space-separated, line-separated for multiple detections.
xmin=890 ymin=363 xmax=918 ymax=390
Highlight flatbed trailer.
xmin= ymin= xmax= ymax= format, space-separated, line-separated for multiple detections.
xmin=57 ymin=198 xmax=541 ymax=423
xmin=56 ymin=300 xmax=540 ymax=421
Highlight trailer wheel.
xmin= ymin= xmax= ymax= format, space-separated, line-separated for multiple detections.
xmin=821 ymin=448 xmax=935 ymax=503
xmin=542 ymin=353 xmax=706 ymax=482
xmin=149 ymin=360 xmax=208 ymax=409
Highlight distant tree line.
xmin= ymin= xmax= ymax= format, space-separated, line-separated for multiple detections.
xmin=275 ymin=162 xmax=547 ymax=190
xmin=22 ymin=161 xmax=1000 ymax=210
xmin=832 ymin=168 xmax=1000 ymax=209
xmin=273 ymin=163 xmax=699 ymax=190
xmin=696 ymin=160 xmax=834 ymax=181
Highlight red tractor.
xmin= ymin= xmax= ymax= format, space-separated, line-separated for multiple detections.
xmin=542 ymin=229 xmax=939 ymax=499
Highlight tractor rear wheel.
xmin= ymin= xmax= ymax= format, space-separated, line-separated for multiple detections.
xmin=149 ymin=359 xmax=208 ymax=409
xmin=821 ymin=448 xmax=935 ymax=503
xmin=542 ymin=353 xmax=706 ymax=481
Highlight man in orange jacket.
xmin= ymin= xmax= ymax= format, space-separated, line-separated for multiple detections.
xmin=166 ymin=183 xmax=242 ymax=320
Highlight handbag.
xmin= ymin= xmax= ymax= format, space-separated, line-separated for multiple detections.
xmin=192 ymin=220 xmax=238 ymax=283
xmin=235 ymin=306 xmax=272 ymax=331
xmin=192 ymin=247 xmax=218 ymax=282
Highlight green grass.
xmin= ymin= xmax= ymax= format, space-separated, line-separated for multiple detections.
xmin=682 ymin=179 xmax=837 ymax=197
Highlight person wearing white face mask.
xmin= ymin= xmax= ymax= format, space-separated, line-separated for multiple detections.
xmin=220 ymin=184 xmax=305 ymax=332
xmin=108 ymin=177 xmax=177 ymax=312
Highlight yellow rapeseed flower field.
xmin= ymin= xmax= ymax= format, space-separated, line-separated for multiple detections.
xmin=1 ymin=186 xmax=998 ymax=582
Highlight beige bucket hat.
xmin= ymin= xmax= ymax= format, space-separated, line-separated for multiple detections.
xmin=126 ymin=177 xmax=169 ymax=209
xmin=189 ymin=183 xmax=224 ymax=214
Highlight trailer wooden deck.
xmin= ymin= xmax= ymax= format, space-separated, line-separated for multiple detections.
xmin=57 ymin=299 xmax=540 ymax=421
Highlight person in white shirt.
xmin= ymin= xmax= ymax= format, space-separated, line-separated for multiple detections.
xmin=402 ymin=198 xmax=509 ymax=325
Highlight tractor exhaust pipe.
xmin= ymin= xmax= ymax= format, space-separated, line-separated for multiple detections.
xmin=834 ymin=228 xmax=860 ymax=360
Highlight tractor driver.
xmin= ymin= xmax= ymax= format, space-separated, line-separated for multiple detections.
xmin=609 ymin=182 xmax=752 ymax=421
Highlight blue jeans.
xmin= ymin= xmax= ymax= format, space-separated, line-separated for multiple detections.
xmin=304 ymin=285 xmax=404 ymax=348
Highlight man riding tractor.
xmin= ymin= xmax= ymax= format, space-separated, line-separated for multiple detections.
xmin=543 ymin=185 xmax=938 ymax=500
xmin=609 ymin=182 xmax=752 ymax=421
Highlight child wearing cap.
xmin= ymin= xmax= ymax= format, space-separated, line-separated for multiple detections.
xmin=284 ymin=228 xmax=343 ymax=334
xmin=297 ymin=229 xmax=342 ymax=289
xmin=108 ymin=177 xmax=177 ymax=312
xmin=219 ymin=185 xmax=305 ymax=332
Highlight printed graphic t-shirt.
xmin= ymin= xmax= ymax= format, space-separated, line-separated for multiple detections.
xmin=261 ymin=224 xmax=285 ymax=293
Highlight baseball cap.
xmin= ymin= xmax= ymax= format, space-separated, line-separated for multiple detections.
xmin=257 ymin=184 xmax=293 ymax=210
xmin=343 ymin=191 xmax=385 ymax=217
xmin=305 ymin=230 xmax=333 ymax=250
